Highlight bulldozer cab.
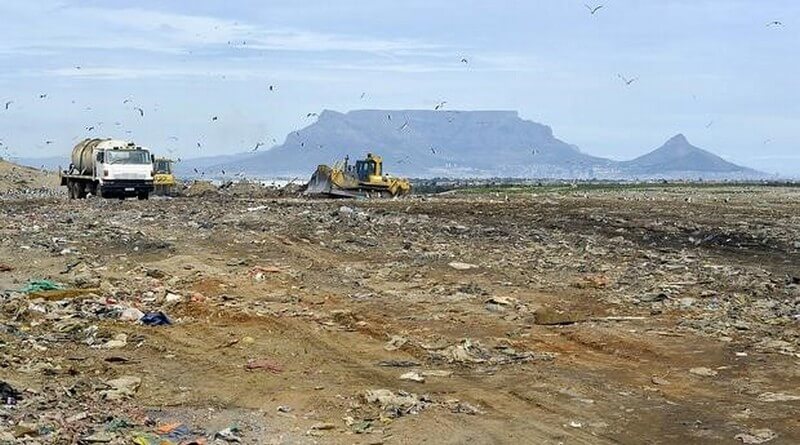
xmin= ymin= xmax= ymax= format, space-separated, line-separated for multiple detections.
xmin=354 ymin=153 xmax=382 ymax=181
xmin=154 ymin=158 xmax=173 ymax=175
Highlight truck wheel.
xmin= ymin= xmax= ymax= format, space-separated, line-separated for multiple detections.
xmin=76 ymin=183 xmax=87 ymax=199
xmin=68 ymin=181 xmax=80 ymax=199
xmin=137 ymin=192 xmax=149 ymax=200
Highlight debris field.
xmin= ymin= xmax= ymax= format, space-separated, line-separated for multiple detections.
xmin=0 ymin=184 xmax=799 ymax=444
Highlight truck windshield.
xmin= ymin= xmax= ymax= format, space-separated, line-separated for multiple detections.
xmin=106 ymin=150 xmax=151 ymax=165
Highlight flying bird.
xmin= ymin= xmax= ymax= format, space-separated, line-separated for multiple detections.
xmin=4 ymin=101 xmax=12 ymax=110
xmin=398 ymin=121 xmax=410 ymax=131
xmin=585 ymin=4 xmax=604 ymax=15
xmin=387 ymin=114 xmax=392 ymax=121
xmin=705 ymin=120 xmax=714 ymax=128
xmin=197 ymin=142 xmax=202 ymax=148
xmin=766 ymin=21 xmax=783 ymax=27
xmin=86 ymin=126 xmax=95 ymax=131
xmin=39 ymin=94 xmax=47 ymax=99
xmin=434 ymin=101 xmax=447 ymax=110
xmin=45 ymin=140 xmax=54 ymax=145
xmin=253 ymin=142 xmax=265 ymax=151
xmin=134 ymin=107 xmax=144 ymax=117
xmin=123 ymin=98 xmax=133 ymax=104
xmin=268 ymin=85 xmax=275 ymax=92
xmin=430 ymin=147 xmax=437 ymax=155
xmin=306 ymin=112 xmax=319 ymax=118
xmin=460 ymin=58 xmax=469 ymax=64
xmin=360 ymin=92 xmax=366 ymax=99
xmin=617 ymin=74 xmax=638 ymax=86
xmin=211 ymin=116 xmax=218 ymax=121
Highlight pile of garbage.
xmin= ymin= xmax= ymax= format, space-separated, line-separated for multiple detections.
xmin=182 ymin=180 xmax=219 ymax=198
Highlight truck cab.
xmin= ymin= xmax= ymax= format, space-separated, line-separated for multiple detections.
xmin=93 ymin=144 xmax=154 ymax=198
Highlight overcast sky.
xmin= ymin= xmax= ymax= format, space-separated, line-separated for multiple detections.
xmin=0 ymin=1 xmax=797 ymax=175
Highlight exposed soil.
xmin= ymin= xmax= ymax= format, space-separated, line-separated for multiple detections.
xmin=1 ymin=185 xmax=799 ymax=444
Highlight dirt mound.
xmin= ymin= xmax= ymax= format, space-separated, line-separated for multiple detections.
xmin=182 ymin=180 xmax=219 ymax=197
xmin=0 ymin=159 xmax=59 ymax=194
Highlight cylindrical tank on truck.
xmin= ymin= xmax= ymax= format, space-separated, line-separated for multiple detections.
xmin=71 ymin=138 xmax=108 ymax=176
xmin=60 ymin=138 xmax=156 ymax=200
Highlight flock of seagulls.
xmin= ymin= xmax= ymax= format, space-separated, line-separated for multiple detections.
xmin=3 ymin=45 xmax=477 ymax=164
xmin=0 ymin=4 xmax=788 ymax=172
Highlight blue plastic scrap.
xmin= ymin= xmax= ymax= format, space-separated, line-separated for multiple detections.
xmin=139 ymin=311 xmax=171 ymax=326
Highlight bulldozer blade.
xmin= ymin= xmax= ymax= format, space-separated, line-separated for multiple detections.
xmin=304 ymin=168 xmax=334 ymax=196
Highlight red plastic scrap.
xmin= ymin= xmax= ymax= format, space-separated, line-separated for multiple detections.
xmin=245 ymin=358 xmax=284 ymax=373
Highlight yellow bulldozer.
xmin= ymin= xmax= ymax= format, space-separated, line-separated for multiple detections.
xmin=152 ymin=157 xmax=178 ymax=196
xmin=305 ymin=153 xmax=411 ymax=198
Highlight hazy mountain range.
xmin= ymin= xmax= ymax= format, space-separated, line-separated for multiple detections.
xmin=13 ymin=110 xmax=767 ymax=180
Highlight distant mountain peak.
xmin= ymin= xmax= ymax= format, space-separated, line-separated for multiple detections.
xmin=624 ymin=134 xmax=756 ymax=175
xmin=665 ymin=133 xmax=689 ymax=145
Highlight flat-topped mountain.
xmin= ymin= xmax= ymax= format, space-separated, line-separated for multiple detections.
xmin=183 ymin=109 xmax=615 ymax=178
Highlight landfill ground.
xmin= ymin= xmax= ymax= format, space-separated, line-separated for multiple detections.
xmin=1 ymin=184 xmax=799 ymax=444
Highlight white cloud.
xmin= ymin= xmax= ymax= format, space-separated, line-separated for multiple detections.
xmin=3 ymin=6 xmax=443 ymax=56
xmin=36 ymin=66 xmax=342 ymax=82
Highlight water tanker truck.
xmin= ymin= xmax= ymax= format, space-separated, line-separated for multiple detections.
xmin=60 ymin=138 xmax=155 ymax=200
